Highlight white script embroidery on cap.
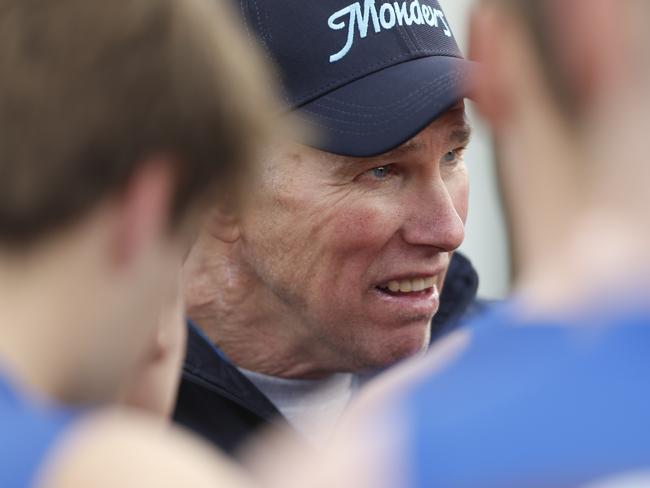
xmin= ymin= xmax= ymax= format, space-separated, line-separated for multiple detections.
xmin=328 ymin=0 xmax=452 ymax=63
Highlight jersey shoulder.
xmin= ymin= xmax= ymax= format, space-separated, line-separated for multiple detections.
xmin=0 ymin=375 xmax=76 ymax=488
xmin=401 ymin=304 xmax=650 ymax=487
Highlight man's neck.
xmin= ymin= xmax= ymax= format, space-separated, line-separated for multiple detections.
xmin=511 ymin=100 xmax=650 ymax=311
xmin=184 ymin=235 xmax=337 ymax=379
xmin=0 ymin=246 xmax=87 ymax=402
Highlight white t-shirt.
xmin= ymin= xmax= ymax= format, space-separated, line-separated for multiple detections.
xmin=239 ymin=368 xmax=359 ymax=445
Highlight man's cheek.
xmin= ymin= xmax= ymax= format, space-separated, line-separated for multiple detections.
xmin=328 ymin=204 xmax=398 ymax=252
xmin=449 ymin=176 xmax=470 ymax=224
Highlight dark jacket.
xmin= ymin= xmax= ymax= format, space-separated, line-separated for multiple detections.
xmin=173 ymin=252 xmax=487 ymax=456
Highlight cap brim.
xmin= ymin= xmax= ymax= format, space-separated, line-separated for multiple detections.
xmin=295 ymin=56 xmax=475 ymax=158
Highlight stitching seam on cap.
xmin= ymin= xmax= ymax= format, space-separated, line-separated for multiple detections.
xmin=293 ymin=52 xmax=463 ymax=108
xmin=401 ymin=23 xmax=420 ymax=52
xmin=240 ymin=0 xmax=253 ymax=43
xmin=397 ymin=23 xmax=417 ymax=52
xmin=300 ymin=72 xmax=460 ymax=129
xmin=308 ymin=73 xmax=456 ymax=121
xmin=301 ymin=78 xmax=461 ymax=135
xmin=248 ymin=0 xmax=274 ymax=63
xmin=312 ymin=66 xmax=465 ymax=112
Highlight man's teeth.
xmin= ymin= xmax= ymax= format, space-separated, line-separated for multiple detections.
xmin=384 ymin=277 xmax=436 ymax=293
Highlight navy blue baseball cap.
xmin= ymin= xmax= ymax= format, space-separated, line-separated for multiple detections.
xmin=234 ymin=0 xmax=473 ymax=157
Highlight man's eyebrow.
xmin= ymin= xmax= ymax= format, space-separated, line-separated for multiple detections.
xmin=331 ymin=117 xmax=472 ymax=173
xmin=329 ymin=141 xmax=423 ymax=177
xmin=381 ymin=138 xmax=427 ymax=159
xmin=450 ymin=123 xmax=472 ymax=145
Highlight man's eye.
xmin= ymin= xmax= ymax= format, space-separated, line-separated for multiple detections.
xmin=372 ymin=166 xmax=389 ymax=178
xmin=442 ymin=148 xmax=465 ymax=165
xmin=368 ymin=165 xmax=394 ymax=179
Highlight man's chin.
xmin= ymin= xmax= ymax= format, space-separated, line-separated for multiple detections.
xmin=355 ymin=326 xmax=432 ymax=372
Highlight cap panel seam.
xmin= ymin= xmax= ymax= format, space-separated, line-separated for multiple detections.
xmin=397 ymin=23 xmax=418 ymax=52
xmin=239 ymin=0 xmax=251 ymax=40
xmin=246 ymin=0 xmax=275 ymax=64
xmin=251 ymin=0 xmax=273 ymax=44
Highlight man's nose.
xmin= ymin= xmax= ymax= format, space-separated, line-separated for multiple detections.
xmin=400 ymin=180 xmax=465 ymax=252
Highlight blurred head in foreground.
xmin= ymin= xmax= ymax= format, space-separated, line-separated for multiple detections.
xmin=0 ymin=0 xmax=272 ymax=406
xmin=0 ymin=0 xmax=277 ymax=485
xmin=471 ymin=0 xmax=650 ymax=305
xmin=245 ymin=1 xmax=650 ymax=488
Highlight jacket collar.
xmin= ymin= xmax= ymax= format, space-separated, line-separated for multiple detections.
xmin=182 ymin=321 xmax=282 ymax=422
xmin=430 ymin=251 xmax=480 ymax=340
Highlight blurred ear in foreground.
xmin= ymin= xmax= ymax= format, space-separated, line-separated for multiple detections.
xmin=471 ymin=0 xmax=628 ymax=126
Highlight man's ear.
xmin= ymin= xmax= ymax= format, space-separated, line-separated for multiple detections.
xmin=111 ymin=156 xmax=175 ymax=266
xmin=540 ymin=0 xmax=623 ymax=114
xmin=468 ymin=2 xmax=513 ymax=133
xmin=470 ymin=2 xmax=569 ymax=131
xmin=203 ymin=204 xmax=241 ymax=244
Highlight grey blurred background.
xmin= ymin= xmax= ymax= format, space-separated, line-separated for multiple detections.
xmin=441 ymin=0 xmax=510 ymax=299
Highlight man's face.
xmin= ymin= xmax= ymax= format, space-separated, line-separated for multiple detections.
xmin=238 ymin=105 xmax=470 ymax=371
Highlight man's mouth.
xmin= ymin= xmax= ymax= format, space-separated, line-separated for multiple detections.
xmin=377 ymin=276 xmax=437 ymax=295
